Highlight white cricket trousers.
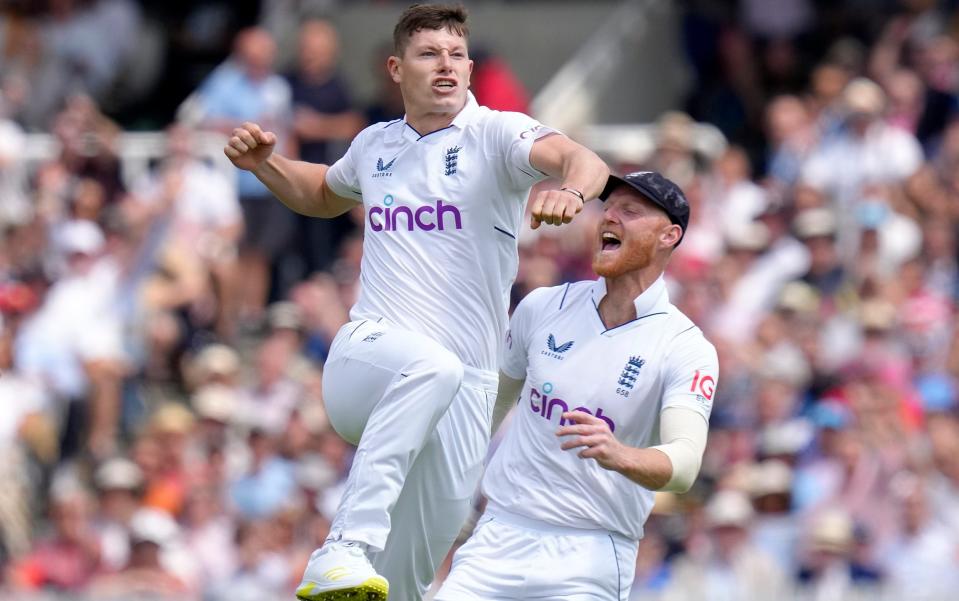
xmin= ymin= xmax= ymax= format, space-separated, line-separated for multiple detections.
xmin=322 ymin=317 xmax=497 ymax=601
xmin=435 ymin=508 xmax=639 ymax=601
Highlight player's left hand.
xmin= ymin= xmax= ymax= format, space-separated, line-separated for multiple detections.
xmin=529 ymin=188 xmax=584 ymax=230
xmin=556 ymin=410 xmax=627 ymax=472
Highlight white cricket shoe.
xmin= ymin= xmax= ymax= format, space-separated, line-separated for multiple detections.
xmin=295 ymin=542 xmax=389 ymax=601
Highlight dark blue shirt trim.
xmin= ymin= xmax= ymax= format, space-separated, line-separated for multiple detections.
xmin=558 ymin=283 xmax=571 ymax=310
xmin=405 ymin=122 xmax=456 ymax=140
xmin=591 ymin=296 xmax=667 ymax=333
xmin=493 ymin=226 xmax=516 ymax=240
xmin=347 ymin=320 xmax=368 ymax=340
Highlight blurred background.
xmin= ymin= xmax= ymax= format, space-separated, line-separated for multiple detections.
xmin=2 ymin=0 xmax=959 ymax=599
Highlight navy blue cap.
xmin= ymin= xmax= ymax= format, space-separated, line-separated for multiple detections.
xmin=599 ymin=171 xmax=690 ymax=244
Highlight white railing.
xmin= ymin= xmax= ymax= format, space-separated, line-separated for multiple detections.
xmin=21 ymin=131 xmax=234 ymax=191
xmin=577 ymin=121 xmax=728 ymax=164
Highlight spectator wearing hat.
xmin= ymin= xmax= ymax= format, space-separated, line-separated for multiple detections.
xmin=801 ymin=77 xmax=923 ymax=211
xmin=796 ymin=508 xmax=883 ymax=598
xmin=664 ymin=490 xmax=786 ymax=601
xmin=189 ymin=384 xmax=249 ymax=484
xmin=135 ymin=403 xmax=196 ymax=517
xmin=792 ymin=208 xmax=850 ymax=301
xmin=189 ymin=344 xmax=242 ymax=390
xmin=15 ymin=219 xmax=127 ymax=459
xmin=747 ymin=460 xmax=800 ymax=573
xmin=92 ymin=457 xmax=146 ymax=571
xmin=262 ymin=300 xmax=315 ymax=379
xmin=86 ymin=509 xmax=193 ymax=600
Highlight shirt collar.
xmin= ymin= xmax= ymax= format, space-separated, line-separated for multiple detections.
xmin=387 ymin=92 xmax=479 ymax=142
xmin=590 ymin=275 xmax=670 ymax=319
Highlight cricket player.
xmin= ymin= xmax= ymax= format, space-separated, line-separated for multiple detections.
xmin=223 ymin=4 xmax=609 ymax=600
xmin=435 ymin=171 xmax=719 ymax=601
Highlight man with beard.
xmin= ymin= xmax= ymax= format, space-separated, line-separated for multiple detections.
xmin=435 ymin=171 xmax=719 ymax=601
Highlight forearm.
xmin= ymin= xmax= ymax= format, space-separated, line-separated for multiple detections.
xmin=252 ymin=154 xmax=348 ymax=218
xmin=616 ymin=447 xmax=674 ymax=490
xmin=491 ymin=372 xmax=524 ymax=435
xmin=559 ymin=146 xmax=610 ymax=201
xmin=613 ymin=407 xmax=708 ymax=492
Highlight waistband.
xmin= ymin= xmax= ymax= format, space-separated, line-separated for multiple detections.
xmin=486 ymin=503 xmax=635 ymax=545
xmin=462 ymin=364 xmax=498 ymax=391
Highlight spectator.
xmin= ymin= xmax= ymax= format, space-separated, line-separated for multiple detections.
xmin=14 ymin=219 xmax=127 ymax=459
xmin=285 ymin=19 xmax=363 ymax=280
xmin=134 ymin=123 xmax=243 ymax=340
xmin=193 ymin=27 xmax=293 ymax=324
xmin=229 ymin=428 xmax=297 ymax=520
xmin=878 ymin=475 xmax=959 ymax=600
xmin=86 ymin=510 xmax=193 ymax=600
xmin=664 ymin=490 xmax=787 ymax=601
xmin=8 ymin=485 xmax=101 ymax=592
xmin=801 ymin=78 xmax=923 ymax=212
xmin=795 ymin=509 xmax=883 ymax=599
xmin=470 ymin=46 xmax=530 ymax=113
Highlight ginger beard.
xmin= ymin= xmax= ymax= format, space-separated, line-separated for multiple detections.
xmin=591 ymin=190 xmax=675 ymax=278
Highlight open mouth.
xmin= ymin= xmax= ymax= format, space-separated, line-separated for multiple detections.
xmin=601 ymin=232 xmax=622 ymax=251
xmin=433 ymin=78 xmax=456 ymax=92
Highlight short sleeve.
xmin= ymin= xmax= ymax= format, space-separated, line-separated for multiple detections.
xmin=486 ymin=112 xmax=559 ymax=190
xmin=500 ymin=286 xmax=553 ymax=379
xmin=661 ymin=327 xmax=719 ymax=420
xmin=325 ymin=133 xmax=364 ymax=202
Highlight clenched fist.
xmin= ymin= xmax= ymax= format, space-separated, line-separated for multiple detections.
xmin=224 ymin=122 xmax=277 ymax=171
xmin=529 ymin=187 xmax=585 ymax=230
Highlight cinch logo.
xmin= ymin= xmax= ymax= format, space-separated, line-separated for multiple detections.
xmin=372 ymin=157 xmax=396 ymax=178
xmin=529 ymin=382 xmax=616 ymax=432
xmin=541 ymin=334 xmax=574 ymax=360
xmin=368 ymin=195 xmax=463 ymax=232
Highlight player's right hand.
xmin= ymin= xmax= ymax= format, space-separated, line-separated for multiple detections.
xmin=224 ymin=122 xmax=276 ymax=171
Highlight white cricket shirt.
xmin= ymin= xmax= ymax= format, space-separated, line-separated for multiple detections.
xmin=483 ymin=277 xmax=719 ymax=540
xmin=325 ymin=92 xmax=554 ymax=370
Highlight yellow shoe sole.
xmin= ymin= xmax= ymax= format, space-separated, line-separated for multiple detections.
xmin=296 ymin=576 xmax=389 ymax=601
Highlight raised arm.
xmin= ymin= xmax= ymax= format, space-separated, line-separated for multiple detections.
xmin=527 ymin=134 xmax=610 ymax=230
xmin=224 ymin=122 xmax=358 ymax=218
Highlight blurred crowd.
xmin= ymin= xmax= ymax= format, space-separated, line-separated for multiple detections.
xmin=1 ymin=1 xmax=959 ymax=600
